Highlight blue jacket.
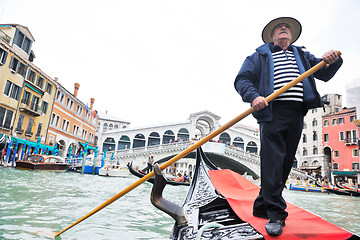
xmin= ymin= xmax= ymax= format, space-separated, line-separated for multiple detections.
xmin=234 ymin=43 xmax=343 ymax=123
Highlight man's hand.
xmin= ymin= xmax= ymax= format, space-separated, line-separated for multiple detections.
xmin=252 ymin=96 xmax=268 ymax=111
xmin=323 ymin=50 xmax=339 ymax=68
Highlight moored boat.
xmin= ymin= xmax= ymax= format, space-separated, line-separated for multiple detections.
xmin=150 ymin=147 xmax=360 ymax=240
xmin=15 ymin=154 xmax=69 ymax=172
xmin=288 ymin=183 xmax=328 ymax=193
xmin=98 ymin=164 xmax=130 ymax=177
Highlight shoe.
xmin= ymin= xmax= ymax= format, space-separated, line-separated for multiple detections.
xmin=253 ymin=210 xmax=268 ymax=219
xmin=265 ymin=219 xmax=285 ymax=236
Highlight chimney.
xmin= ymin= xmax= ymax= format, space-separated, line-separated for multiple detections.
xmin=74 ymin=83 xmax=80 ymax=98
xmin=90 ymin=98 xmax=95 ymax=110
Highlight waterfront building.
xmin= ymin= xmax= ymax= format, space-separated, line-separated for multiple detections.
xmin=47 ymin=82 xmax=98 ymax=158
xmin=322 ymin=107 xmax=359 ymax=184
xmin=0 ymin=24 xmax=56 ymax=156
xmin=296 ymin=93 xmax=343 ymax=178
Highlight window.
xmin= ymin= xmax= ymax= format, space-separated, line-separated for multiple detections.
xmin=17 ymin=62 xmax=27 ymax=77
xmin=14 ymin=29 xmax=32 ymax=54
xmin=312 ymin=118 xmax=317 ymax=126
xmin=73 ymin=125 xmax=79 ymax=135
xmin=82 ymin=129 xmax=88 ymax=139
xmin=30 ymin=95 xmax=40 ymax=111
xmin=313 ymin=131 xmax=318 ymax=141
xmin=61 ymin=119 xmax=70 ymax=132
xmin=324 ymin=134 xmax=329 ymax=142
xmin=350 ymin=115 xmax=355 ymax=122
xmin=353 ymin=162 xmax=359 ymax=170
xmin=333 ymin=163 xmax=339 ymax=170
xmin=312 ymin=109 xmax=317 ymax=114
xmin=0 ymin=47 xmax=8 ymax=65
xmin=16 ymin=114 xmax=24 ymax=132
xmin=339 ymin=132 xmax=344 ymax=141
xmin=3 ymin=80 xmax=20 ymax=100
xmin=333 ymin=151 xmax=339 ymax=157
xmin=41 ymin=101 xmax=48 ymax=114
xmin=0 ymin=107 xmax=14 ymax=129
xmin=303 ymin=148 xmax=307 ymax=156
xmin=352 ymin=130 xmax=357 ymax=143
xmin=26 ymin=118 xmax=34 ymax=136
xmin=26 ymin=69 xmax=36 ymax=83
xmin=346 ymin=131 xmax=352 ymax=143
xmin=323 ymin=120 xmax=329 ymax=127
xmin=36 ymin=123 xmax=42 ymax=137
xmin=332 ymin=119 xmax=337 ymax=125
xmin=45 ymin=83 xmax=52 ymax=94
xmin=303 ymin=123 xmax=307 ymax=129
xmin=338 ymin=117 xmax=344 ymax=124
xmin=313 ymin=147 xmax=318 ymax=155
xmin=9 ymin=57 xmax=19 ymax=72
xmin=36 ymin=76 xmax=44 ymax=89
xmin=22 ymin=90 xmax=31 ymax=105
xmin=302 ymin=134 xmax=307 ymax=143
xmin=353 ymin=149 xmax=359 ymax=157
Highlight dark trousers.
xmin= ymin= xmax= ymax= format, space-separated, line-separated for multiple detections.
xmin=254 ymin=101 xmax=304 ymax=220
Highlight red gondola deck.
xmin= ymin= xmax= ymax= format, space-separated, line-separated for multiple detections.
xmin=209 ymin=169 xmax=355 ymax=240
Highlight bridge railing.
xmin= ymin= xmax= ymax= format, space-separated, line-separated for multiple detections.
xmin=224 ymin=145 xmax=260 ymax=164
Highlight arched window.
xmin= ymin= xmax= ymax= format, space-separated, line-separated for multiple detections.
xmin=233 ymin=137 xmax=244 ymax=149
xmin=219 ymin=132 xmax=231 ymax=145
xmin=313 ymin=147 xmax=318 ymax=155
xmin=303 ymin=148 xmax=308 ymax=156
xmin=177 ymin=128 xmax=189 ymax=141
xmin=163 ymin=130 xmax=175 ymax=144
xmin=133 ymin=133 xmax=146 ymax=148
xmin=313 ymin=131 xmax=318 ymax=141
xmin=103 ymin=137 xmax=115 ymax=151
xmin=148 ymin=132 xmax=160 ymax=146
xmin=118 ymin=135 xmax=130 ymax=150
xmin=103 ymin=123 xmax=108 ymax=132
xmin=303 ymin=134 xmax=307 ymax=143
xmin=246 ymin=141 xmax=258 ymax=154
xmin=109 ymin=124 xmax=113 ymax=131
xmin=312 ymin=118 xmax=317 ymax=127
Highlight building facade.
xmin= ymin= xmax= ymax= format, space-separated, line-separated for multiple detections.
xmin=296 ymin=93 xmax=343 ymax=178
xmin=322 ymin=107 xmax=359 ymax=184
xmin=0 ymin=24 xmax=56 ymax=156
xmin=47 ymin=82 xmax=98 ymax=158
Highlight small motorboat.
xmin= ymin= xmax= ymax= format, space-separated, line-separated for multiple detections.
xmin=288 ymin=183 xmax=328 ymax=193
xmin=127 ymin=162 xmax=190 ymax=186
xmin=150 ymin=147 xmax=360 ymax=240
xmin=98 ymin=164 xmax=130 ymax=177
xmin=15 ymin=154 xmax=69 ymax=172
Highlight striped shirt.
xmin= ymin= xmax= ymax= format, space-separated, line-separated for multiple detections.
xmin=272 ymin=49 xmax=303 ymax=102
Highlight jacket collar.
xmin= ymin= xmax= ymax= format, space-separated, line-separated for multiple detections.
xmin=256 ymin=42 xmax=304 ymax=55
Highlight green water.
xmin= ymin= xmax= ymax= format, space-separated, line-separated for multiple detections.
xmin=0 ymin=168 xmax=359 ymax=239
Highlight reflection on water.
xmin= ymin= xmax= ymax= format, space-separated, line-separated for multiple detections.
xmin=0 ymin=168 xmax=359 ymax=239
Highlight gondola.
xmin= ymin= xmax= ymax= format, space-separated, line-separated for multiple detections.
xmin=150 ymin=147 xmax=360 ymax=240
xmin=127 ymin=162 xmax=190 ymax=186
xmin=324 ymin=187 xmax=353 ymax=196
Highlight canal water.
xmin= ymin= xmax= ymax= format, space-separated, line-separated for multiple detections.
xmin=0 ymin=167 xmax=359 ymax=240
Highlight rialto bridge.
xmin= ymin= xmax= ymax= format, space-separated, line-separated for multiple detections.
xmin=97 ymin=111 xmax=310 ymax=181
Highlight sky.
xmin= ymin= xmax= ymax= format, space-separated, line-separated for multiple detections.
xmin=1 ymin=0 xmax=360 ymax=128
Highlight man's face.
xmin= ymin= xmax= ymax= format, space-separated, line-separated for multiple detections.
xmin=272 ymin=23 xmax=292 ymax=44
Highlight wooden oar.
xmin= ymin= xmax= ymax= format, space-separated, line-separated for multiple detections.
xmin=54 ymin=51 xmax=341 ymax=237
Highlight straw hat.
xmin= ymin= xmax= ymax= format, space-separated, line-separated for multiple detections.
xmin=262 ymin=17 xmax=302 ymax=44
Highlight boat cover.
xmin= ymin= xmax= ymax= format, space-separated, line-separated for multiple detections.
xmin=209 ymin=169 xmax=353 ymax=240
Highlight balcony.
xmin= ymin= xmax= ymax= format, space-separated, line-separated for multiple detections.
xmin=15 ymin=128 xmax=24 ymax=135
xmin=19 ymin=100 xmax=42 ymax=117
xmin=345 ymin=138 xmax=358 ymax=145
xmin=25 ymin=131 xmax=33 ymax=137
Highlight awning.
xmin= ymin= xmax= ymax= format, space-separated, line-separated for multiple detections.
xmin=78 ymin=142 xmax=96 ymax=150
xmin=10 ymin=136 xmax=56 ymax=151
xmin=333 ymin=171 xmax=358 ymax=176
xmin=300 ymin=165 xmax=321 ymax=170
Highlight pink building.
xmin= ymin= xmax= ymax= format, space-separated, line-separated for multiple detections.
xmin=322 ymin=107 xmax=359 ymax=184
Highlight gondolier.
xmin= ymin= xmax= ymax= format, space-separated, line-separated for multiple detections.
xmin=234 ymin=17 xmax=343 ymax=236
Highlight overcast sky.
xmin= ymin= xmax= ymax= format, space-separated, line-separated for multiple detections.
xmin=1 ymin=0 xmax=359 ymax=128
